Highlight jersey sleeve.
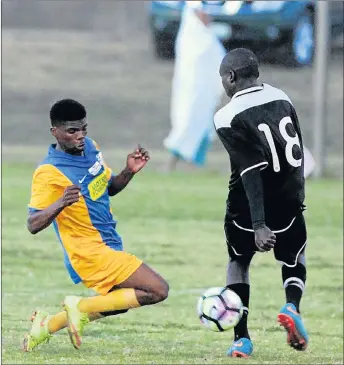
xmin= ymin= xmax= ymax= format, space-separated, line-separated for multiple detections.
xmin=91 ymin=139 xmax=115 ymax=180
xmin=216 ymin=118 xmax=268 ymax=177
xmin=28 ymin=164 xmax=64 ymax=211
xmin=290 ymin=105 xmax=304 ymax=149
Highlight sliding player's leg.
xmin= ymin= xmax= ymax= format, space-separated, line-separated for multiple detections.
xmin=23 ymin=253 xmax=168 ymax=351
xmin=72 ymin=262 xmax=169 ymax=314
xmin=22 ymin=306 xmax=128 ymax=352
xmin=64 ymin=260 xmax=169 ymax=349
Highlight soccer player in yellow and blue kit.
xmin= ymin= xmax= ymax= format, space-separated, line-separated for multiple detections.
xmin=23 ymin=99 xmax=169 ymax=351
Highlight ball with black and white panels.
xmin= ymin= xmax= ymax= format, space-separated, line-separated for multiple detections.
xmin=197 ymin=287 xmax=243 ymax=332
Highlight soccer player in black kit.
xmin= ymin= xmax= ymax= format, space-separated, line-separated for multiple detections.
xmin=214 ymin=48 xmax=309 ymax=358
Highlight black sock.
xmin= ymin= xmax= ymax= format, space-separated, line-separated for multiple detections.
xmin=99 ymin=309 xmax=129 ymax=317
xmin=227 ymin=283 xmax=250 ymax=341
xmin=282 ymin=263 xmax=306 ymax=313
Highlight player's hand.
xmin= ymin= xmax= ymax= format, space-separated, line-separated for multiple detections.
xmin=254 ymin=226 xmax=276 ymax=252
xmin=61 ymin=185 xmax=81 ymax=207
xmin=126 ymin=144 xmax=150 ymax=173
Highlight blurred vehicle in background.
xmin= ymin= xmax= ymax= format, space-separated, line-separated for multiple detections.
xmin=148 ymin=0 xmax=344 ymax=66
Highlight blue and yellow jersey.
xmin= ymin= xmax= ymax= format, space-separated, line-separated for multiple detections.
xmin=28 ymin=137 xmax=123 ymax=285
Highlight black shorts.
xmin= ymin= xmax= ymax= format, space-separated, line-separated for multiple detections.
xmin=224 ymin=212 xmax=307 ymax=266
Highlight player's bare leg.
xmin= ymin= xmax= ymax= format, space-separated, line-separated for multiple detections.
xmin=226 ymin=255 xmax=254 ymax=358
xmin=278 ymin=252 xmax=309 ymax=351
xmin=76 ymin=262 xmax=169 ymax=311
xmin=113 ymin=262 xmax=169 ymax=304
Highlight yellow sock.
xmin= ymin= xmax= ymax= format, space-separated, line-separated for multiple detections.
xmin=78 ymin=288 xmax=140 ymax=313
xmin=47 ymin=312 xmax=68 ymax=334
xmin=47 ymin=311 xmax=103 ymax=334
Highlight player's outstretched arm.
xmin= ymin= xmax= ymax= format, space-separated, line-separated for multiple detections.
xmin=108 ymin=145 xmax=150 ymax=197
xmin=241 ymin=169 xmax=265 ymax=230
xmin=27 ymin=185 xmax=80 ymax=234
xmin=241 ymin=170 xmax=276 ymax=252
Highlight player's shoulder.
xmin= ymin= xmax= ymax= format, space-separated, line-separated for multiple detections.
xmin=214 ymin=101 xmax=240 ymax=131
xmin=32 ymin=162 xmax=62 ymax=182
xmin=32 ymin=148 xmax=67 ymax=180
xmin=214 ymin=84 xmax=293 ymax=130
xmin=264 ymin=83 xmax=293 ymax=106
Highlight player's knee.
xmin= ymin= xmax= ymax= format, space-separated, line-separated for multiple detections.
xmin=153 ymin=279 xmax=169 ymax=303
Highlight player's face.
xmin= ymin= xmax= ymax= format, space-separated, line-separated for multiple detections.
xmin=51 ymin=120 xmax=88 ymax=155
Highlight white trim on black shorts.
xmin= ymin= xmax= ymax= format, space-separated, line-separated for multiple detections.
xmin=277 ymin=241 xmax=307 ymax=268
xmin=232 ymin=216 xmax=297 ymax=234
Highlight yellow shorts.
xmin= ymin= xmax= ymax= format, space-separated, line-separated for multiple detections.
xmin=71 ymin=245 xmax=143 ymax=295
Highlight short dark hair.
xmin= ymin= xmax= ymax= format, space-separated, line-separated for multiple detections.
xmin=220 ymin=48 xmax=259 ymax=80
xmin=50 ymin=99 xmax=86 ymax=126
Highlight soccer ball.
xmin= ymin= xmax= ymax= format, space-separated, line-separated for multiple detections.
xmin=197 ymin=287 xmax=243 ymax=332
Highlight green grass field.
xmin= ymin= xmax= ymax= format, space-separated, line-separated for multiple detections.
xmin=2 ymin=162 xmax=343 ymax=364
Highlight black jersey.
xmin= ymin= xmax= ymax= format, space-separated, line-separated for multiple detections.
xmin=214 ymin=83 xmax=305 ymax=224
